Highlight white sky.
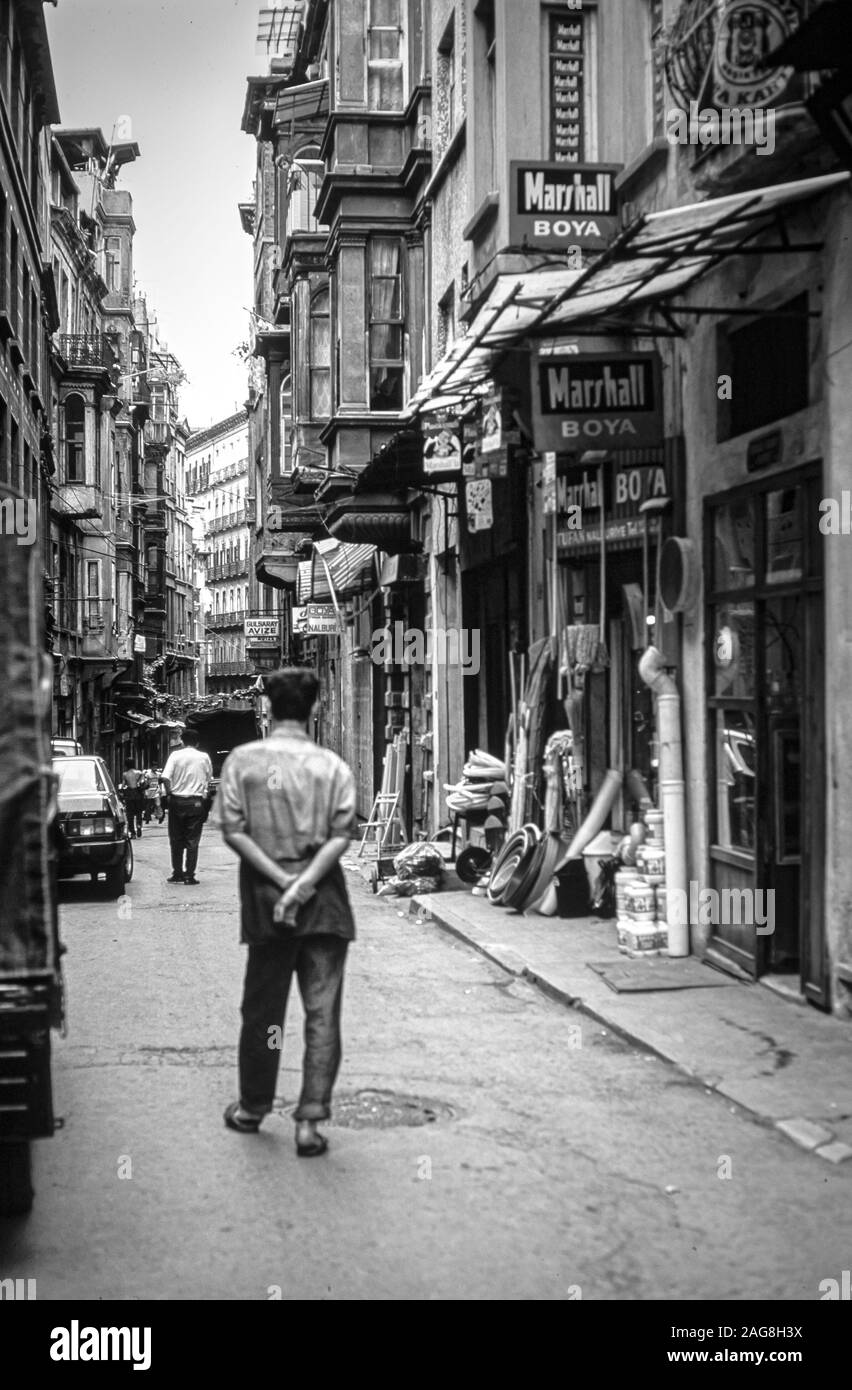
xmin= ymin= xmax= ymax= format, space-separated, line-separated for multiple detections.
xmin=46 ymin=0 xmax=264 ymax=431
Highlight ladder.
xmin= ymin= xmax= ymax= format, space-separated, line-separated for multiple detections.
xmin=357 ymin=730 xmax=409 ymax=857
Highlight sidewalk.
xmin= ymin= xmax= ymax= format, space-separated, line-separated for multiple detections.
xmin=407 ymin=883 xmax=852 ymax=1165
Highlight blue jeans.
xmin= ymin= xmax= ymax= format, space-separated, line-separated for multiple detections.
xmin=238 ymin=936 xmax=348 ymax=1121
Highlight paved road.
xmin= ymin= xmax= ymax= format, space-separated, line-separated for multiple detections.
xmin=1 ymin=823 xmax=850 ymax=1300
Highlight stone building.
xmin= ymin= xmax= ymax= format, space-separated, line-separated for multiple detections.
xmin=186 ymin=410 xmax=256 ymax=695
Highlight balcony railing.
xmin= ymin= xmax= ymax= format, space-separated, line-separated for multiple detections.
xmin=207 ymin=559 xmax=246 ymax=580
xmin=56 ymin=333 xmax=114 ymax=371
xmin=207 ymin=659 xmax=254 ymax=677
xmin=205 ymin=608 xmax=247 ymax=630
xmin=207 ymin=510 xmax=247 ymax=534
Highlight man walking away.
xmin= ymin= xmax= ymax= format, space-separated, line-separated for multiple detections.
xmin=122 ymin=761 xmax=147 ymax=838
xmin=217 ymin=668 xmax=356 ymax=1158
xmin=161 ymin=729 xmax=213 ymax=885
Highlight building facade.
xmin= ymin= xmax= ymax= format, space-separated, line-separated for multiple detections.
xmin=186 ymin=410 xmax=258 ymax=695
xmin=241 ymin=0 xmax=852 ymax=1015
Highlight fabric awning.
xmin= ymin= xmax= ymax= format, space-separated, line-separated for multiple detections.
xmin=297 ymin=541 xmax=377 ymax=605
xmin=117 ymin=711 xmax=152 ymax=727
xmin=407 ymin=170 xmax=850 ymax=412
xmin=274 ymin=78 xmax=329 ymax=125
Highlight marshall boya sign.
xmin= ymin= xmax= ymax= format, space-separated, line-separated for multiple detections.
xmin=532 ymin=351 xmax=663 ymax=451
xmin=510 ymin=162 xmax=620 ymax=251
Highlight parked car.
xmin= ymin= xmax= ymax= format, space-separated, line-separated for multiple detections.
xmin=50 ymin=737 xmax=83 ymax=757
xmin=52 ymin=756 xmax=133 ymax=898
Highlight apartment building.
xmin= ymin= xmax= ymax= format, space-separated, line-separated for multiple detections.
xmin=186 ymin=410 xmax=259 ymax=695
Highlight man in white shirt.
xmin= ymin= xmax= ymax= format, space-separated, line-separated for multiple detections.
xmin=160 ymin=729 xmax=214 ymax=885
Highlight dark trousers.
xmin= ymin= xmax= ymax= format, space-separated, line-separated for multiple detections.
xmin=239 ymin=936 xmax=348 ymax=1121
xmin=124 ymin=790 xmax=144 ymax=835
xmin=167 ymin=796 xmax=206 ymax=876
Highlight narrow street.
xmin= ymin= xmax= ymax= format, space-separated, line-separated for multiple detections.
xmin=2 ymin=826 xmax=849 ymax=1302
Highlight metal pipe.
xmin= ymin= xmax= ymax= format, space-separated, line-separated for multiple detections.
xmin=638 ymin=646 xmax=688 ymax=957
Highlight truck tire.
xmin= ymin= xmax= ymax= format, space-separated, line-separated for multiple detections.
xmin=0 ymin=1141 xmax=34 ymax=1216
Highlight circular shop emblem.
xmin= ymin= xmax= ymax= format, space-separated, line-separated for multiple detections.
xmin=714 ymin=0 xmax=798 ymax=108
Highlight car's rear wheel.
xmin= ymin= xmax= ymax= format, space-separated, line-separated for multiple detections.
xmin=124 ymin=839 xmax=134 ymax=883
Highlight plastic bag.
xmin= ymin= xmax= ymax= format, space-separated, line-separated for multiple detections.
xmin=392 ymin=842 xmax=445 ymax=882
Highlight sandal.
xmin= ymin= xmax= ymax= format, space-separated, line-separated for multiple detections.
xmin=223 ymin=1101 xmax=261 ymax=1133
xmin=296 ymin=1133 xmax=328 ymax=1158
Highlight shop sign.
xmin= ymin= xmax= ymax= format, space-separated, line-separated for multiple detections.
xmin=291 ymin=604 xmax=338 ymax=636
xmin=556 ymin=457 xmax=670 ymax=553
xmin=533 ymin=351 xmax=663 ymax=451
xmin=465 ymin=479 xmax=494 ymax=533
xmin=713 ymin=1 xmax=800 ymax=108
xmin=244 ymin=617 xmax=280 ymax=647
xmin=542 ymin=453 xmax=558 ymax=515
xmin=510 ymin=162 xmax=620 ymax=251
xmin=560 ymin=515 xmax=662 ymax=550
xmin=133 ymin=634 xmax=147 ymax=654
xmin=423 ymin=420 xmax=461 ymax=476
xmin=480 ymin=387 xmax=503 ymax=454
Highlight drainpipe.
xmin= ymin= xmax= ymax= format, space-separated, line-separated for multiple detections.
xmin=638 ymin=646 xmax=688 ymax=958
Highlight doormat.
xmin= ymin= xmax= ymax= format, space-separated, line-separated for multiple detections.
xmin=586 ymin=958 xmax=740 ymax=993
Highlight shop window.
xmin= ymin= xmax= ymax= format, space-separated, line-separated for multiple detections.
xmin=711 ymin=602 xmax=756 ymax=700
xmin=368 ymin=236 xmax=404 ymax=411
xmin=64 ymin=394 xmax=85 ymax=482
xmin=718 ymin=294 xmax=809 ymax=441
xmin=367 ymin=0 xmax=405 ymax=112
xmin=714 ymin=708 xmax=757 ymax=854
xmin=309 ymin=287 xmax=331 ymax=419
xmin=712 ymin=498 xmax=755 ymax=592
xmin=765 ymin=487 xmax=803 ymax=587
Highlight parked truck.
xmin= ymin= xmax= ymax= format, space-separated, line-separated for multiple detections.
xmin=0 ymin=529 xmax=63 ymax=1216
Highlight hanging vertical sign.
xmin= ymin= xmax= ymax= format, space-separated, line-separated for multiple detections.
xmin=480 ymin=386 xmax=503 ymax=454
xmin=549 ymin=10 xmax=586 ymax=162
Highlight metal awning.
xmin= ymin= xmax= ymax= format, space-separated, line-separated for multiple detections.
xmin=407 ymin=170 xmax=850 ymax=412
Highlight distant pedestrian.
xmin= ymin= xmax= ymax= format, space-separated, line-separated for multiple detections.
xmin=142 ymin=767 xmax=162 ymax=823
xmin=160 ymin=730 xmax=213 ymax=885
xmin=216 ymin=667 xmax=356 ymax=1158
xmin=121 ymin=761 xmax=147 ymax=838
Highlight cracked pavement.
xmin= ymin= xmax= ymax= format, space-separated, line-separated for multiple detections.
xmin=0 ymin=825 xmax=849 ymax=1300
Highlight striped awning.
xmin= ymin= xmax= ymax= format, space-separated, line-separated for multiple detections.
xmin=297 ymin=541 xmax=377 ymax=605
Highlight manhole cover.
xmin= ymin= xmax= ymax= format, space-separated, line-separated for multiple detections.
xmin=280 ymin=1089 xmax=455 ymax=1129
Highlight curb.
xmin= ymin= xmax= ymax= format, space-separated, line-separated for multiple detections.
xmin=410 ymin=894 xmax=852 ymax=1166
